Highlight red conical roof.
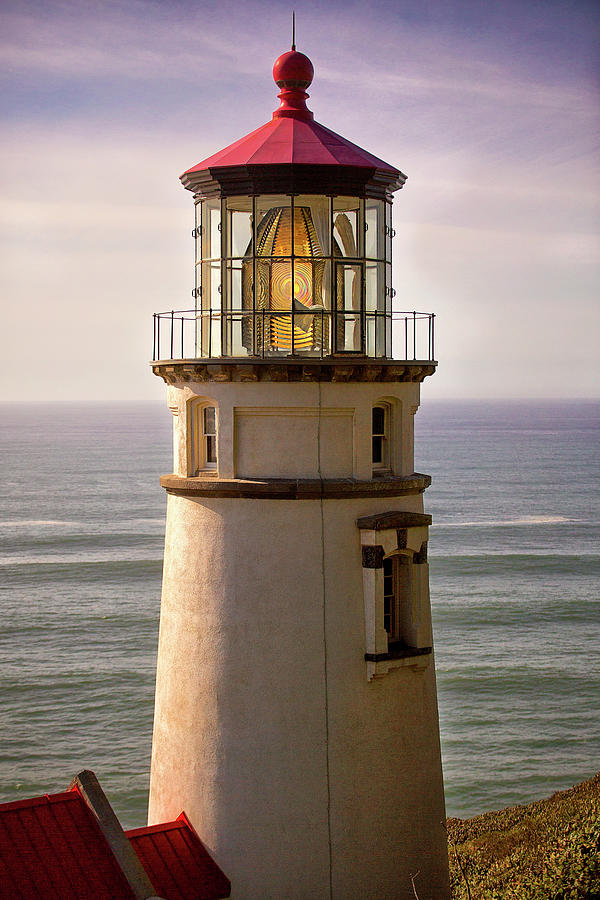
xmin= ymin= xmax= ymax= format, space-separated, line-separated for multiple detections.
xmin=184 ymin=116 xmax=399 ymax=173
xmin=181 ymin=49 xmax=405 ymax=198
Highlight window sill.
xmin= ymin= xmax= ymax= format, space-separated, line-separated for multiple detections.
xmin=365 ymin=645 xmax=432 ymax=680
xmin=372 ymin=468 xmax=392 ymax=478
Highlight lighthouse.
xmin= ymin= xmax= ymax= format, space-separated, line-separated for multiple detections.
xmin=148 ymin=44 xmax=450 ymax=900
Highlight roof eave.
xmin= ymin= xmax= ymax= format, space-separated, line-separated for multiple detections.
xmin=180 ymin=163 xmax=406 ymax=200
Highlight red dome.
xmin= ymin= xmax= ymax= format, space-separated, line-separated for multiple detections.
xmin=273 ymin=50 xmax=314 ymax=89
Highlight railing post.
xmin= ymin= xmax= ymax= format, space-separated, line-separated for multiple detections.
xmin=157 ymin=315 xmax=161 ymax=361
xmin=291 ymin=305 xmax=295 ymax=356
xmin=428 ymin=314 xmax=431 ymax=361
xmin=413 ymin=310 xmax=416 ymax=360
xmin=170 ymin=310 xmax=174 ymax=359
xmin=404 ymin=316 xmax=408 ymax=360
xmin=431 ymin=313 xmax=435 ymax=361
xmin=152 ymin=314 xmax=156 ymax=361
xmin=181 ymin=317 xmax=184 ymax=359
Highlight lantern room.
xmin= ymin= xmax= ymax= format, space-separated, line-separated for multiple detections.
xmin=153 ymin=48 xmax=435 ymax=364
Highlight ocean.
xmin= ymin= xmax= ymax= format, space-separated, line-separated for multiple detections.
xmin=0 ymin=400 xmax=598 ymax=827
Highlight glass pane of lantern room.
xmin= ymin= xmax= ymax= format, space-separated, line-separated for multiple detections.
xmin=335 ymin=263 xmax=363 ymax=352
xmin=195 ymin=201 xmax=202 ymax=265
xmin=202 ymin=199 xmax=221 ymax=261
xmin=333 ymin=198 xmax=362 ymax=258
xmin=201 ymin=261 xmax=221 ymax=356
xmin=254 ymin=196 xmax=291 ymax=257
xmin=365 ymin=199 xmax=384 ymax=260
xmin=385 ymin=201 xmax=393 ymax=262
xmin=335 ymin=314 xmax=362 ymax=352
xmin=295 ymin=195 xmax=331 ymax=256
xmin=337 ymin=263 xmax=362 ymax=311
xmin=225 ymin=263 xmax=246 ymax=356
xmin=227 ymin=197 xmax=252 ymax=258
xmin=366 ymin=262 xmax=385 ymax=312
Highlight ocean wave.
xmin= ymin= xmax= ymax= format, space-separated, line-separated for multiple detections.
xmin=1 ymin=533 xmax=164 ymax=553
xmin=0 ymin=520 xmax=82 ymax=528
xmin=433 ymin=515 xmax=574 ymax=528
xmin=0 ymin=557 xmax=163 ymax=572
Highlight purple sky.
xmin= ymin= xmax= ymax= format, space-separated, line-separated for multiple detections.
xmin=1 ymin=0 xmax=598 ymax=400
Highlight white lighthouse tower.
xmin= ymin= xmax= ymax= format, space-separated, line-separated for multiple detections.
xmin=148 ymin=45 xmax=450 ymax=900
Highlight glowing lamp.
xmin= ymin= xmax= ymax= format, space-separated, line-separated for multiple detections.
xmin=243 ymin=205 xmax=326 ymax=352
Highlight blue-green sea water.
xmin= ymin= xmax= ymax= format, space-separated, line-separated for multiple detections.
xmin=0 ymin=400 xmax=598 ymax=827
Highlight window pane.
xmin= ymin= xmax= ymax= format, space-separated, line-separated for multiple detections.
xmin=335 ymin=313 xmax=362 ymax=352
xmin=195 ymin=201 xmax=202 ymax=264
xmin=372 ymin=406 xmax=385 ymax=435
xmin=365 ymin=200 xmax=384 ymax=260
xmin=204 ymin=406 xmax=216 ymax=434
xmin=383 ymin=557 xmax=393 ymax=634
xmin=366 ymin=262 xmax=385 ymax=312
xmin=227 ymin=198 xmax=252 ymax=257
xmin=255 ymin=196 xmax=291 ymax=256
xmin=336 ymin=263 xmax=362 ymax=311
xmin=210 ymin=206 xmax=221 ymax=258
xmin=202 ymin=199 xmax=221 ymax=260
xmin=211 ymin=264 xmax=221 ymax=311
xmin=385 ymin=201 xmax=393 ymax=262
xmin=372 ymin=436 xmax=383 ymax=464
xmin=333 ymin=197 xmax=361 ymax=257
xmin=205 ymin=435 xmax=216 ymax=464
xmin=227 ymin=263 xmax=242 ymax=310
xmin=366 ymin=314 xmax=376 ymax=356
xmin=201 ymin=262 xmax=221 ymax=311
xmin=296 ymin=195 xmax=331 ymax=255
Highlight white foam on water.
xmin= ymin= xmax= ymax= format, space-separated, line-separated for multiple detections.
xmin=0 ymin=553 xmax=161 ymax=566
xmin=0 ymin=520 xmax=82 ymax=528
xmin=433 ymin=515 xmax=573 ymax=528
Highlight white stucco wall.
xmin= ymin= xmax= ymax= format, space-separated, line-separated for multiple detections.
xmin=165 ymin=379 xmax=421 ymax=480
xmin=149 ymin=378 xmax=449 ymax=900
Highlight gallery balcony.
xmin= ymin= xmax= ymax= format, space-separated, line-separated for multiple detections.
xmin=151 ymin=308 xmax=436 ymax=365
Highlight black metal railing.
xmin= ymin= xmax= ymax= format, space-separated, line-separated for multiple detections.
xmin=152 ymin=309 xmax=435 ymax=362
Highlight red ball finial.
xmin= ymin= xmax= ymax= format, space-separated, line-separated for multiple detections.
xmin=273 ymin=50 xmax=314 ymax=91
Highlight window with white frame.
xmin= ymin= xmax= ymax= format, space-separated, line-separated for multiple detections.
xmin=358 ymin=511 xmax=433 ymax=680
xmin=197 ymin=405 xmax=217 ymax=472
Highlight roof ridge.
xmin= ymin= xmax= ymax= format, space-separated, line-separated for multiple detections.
xmin=0 ymin=790 xmax=80 ymax=812
xmin=126 ymin=819 xmax=186 ymax=837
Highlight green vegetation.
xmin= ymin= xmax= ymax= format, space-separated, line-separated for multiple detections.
xmin=447 ymin=773 xmax=600 ymax=899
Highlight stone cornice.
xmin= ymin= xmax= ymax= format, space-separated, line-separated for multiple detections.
xmin=160 ymin=472 xmax=431 ymax=499
xmin=151 ymin=359 xmax=437 ymax=385
xmin=356 ymin=510 xmax=432 ymax=530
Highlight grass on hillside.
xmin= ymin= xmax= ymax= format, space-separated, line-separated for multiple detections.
xmin=446 ymin=773 xmax=600 ymax=899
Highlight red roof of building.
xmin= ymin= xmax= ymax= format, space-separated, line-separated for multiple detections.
xmin=0 ymin=776 xmax=231 ymax=900
xmin=0 ymin=791 xmax=136 ymax=899
xmin=127 ymin=814 xmax=231 ymax=900
xmin=181 ymin=48 xmax=404 ymax=198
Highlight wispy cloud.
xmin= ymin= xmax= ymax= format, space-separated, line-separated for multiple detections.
xmin=0 ymin=0 xmax=598 ymax=400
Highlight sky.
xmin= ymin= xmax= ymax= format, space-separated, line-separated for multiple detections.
xmin=1 ymin=0 xmax=598 ymax=402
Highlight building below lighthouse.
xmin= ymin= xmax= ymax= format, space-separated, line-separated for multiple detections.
xmin=149 ymin=43 xmax=450 ymax=900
